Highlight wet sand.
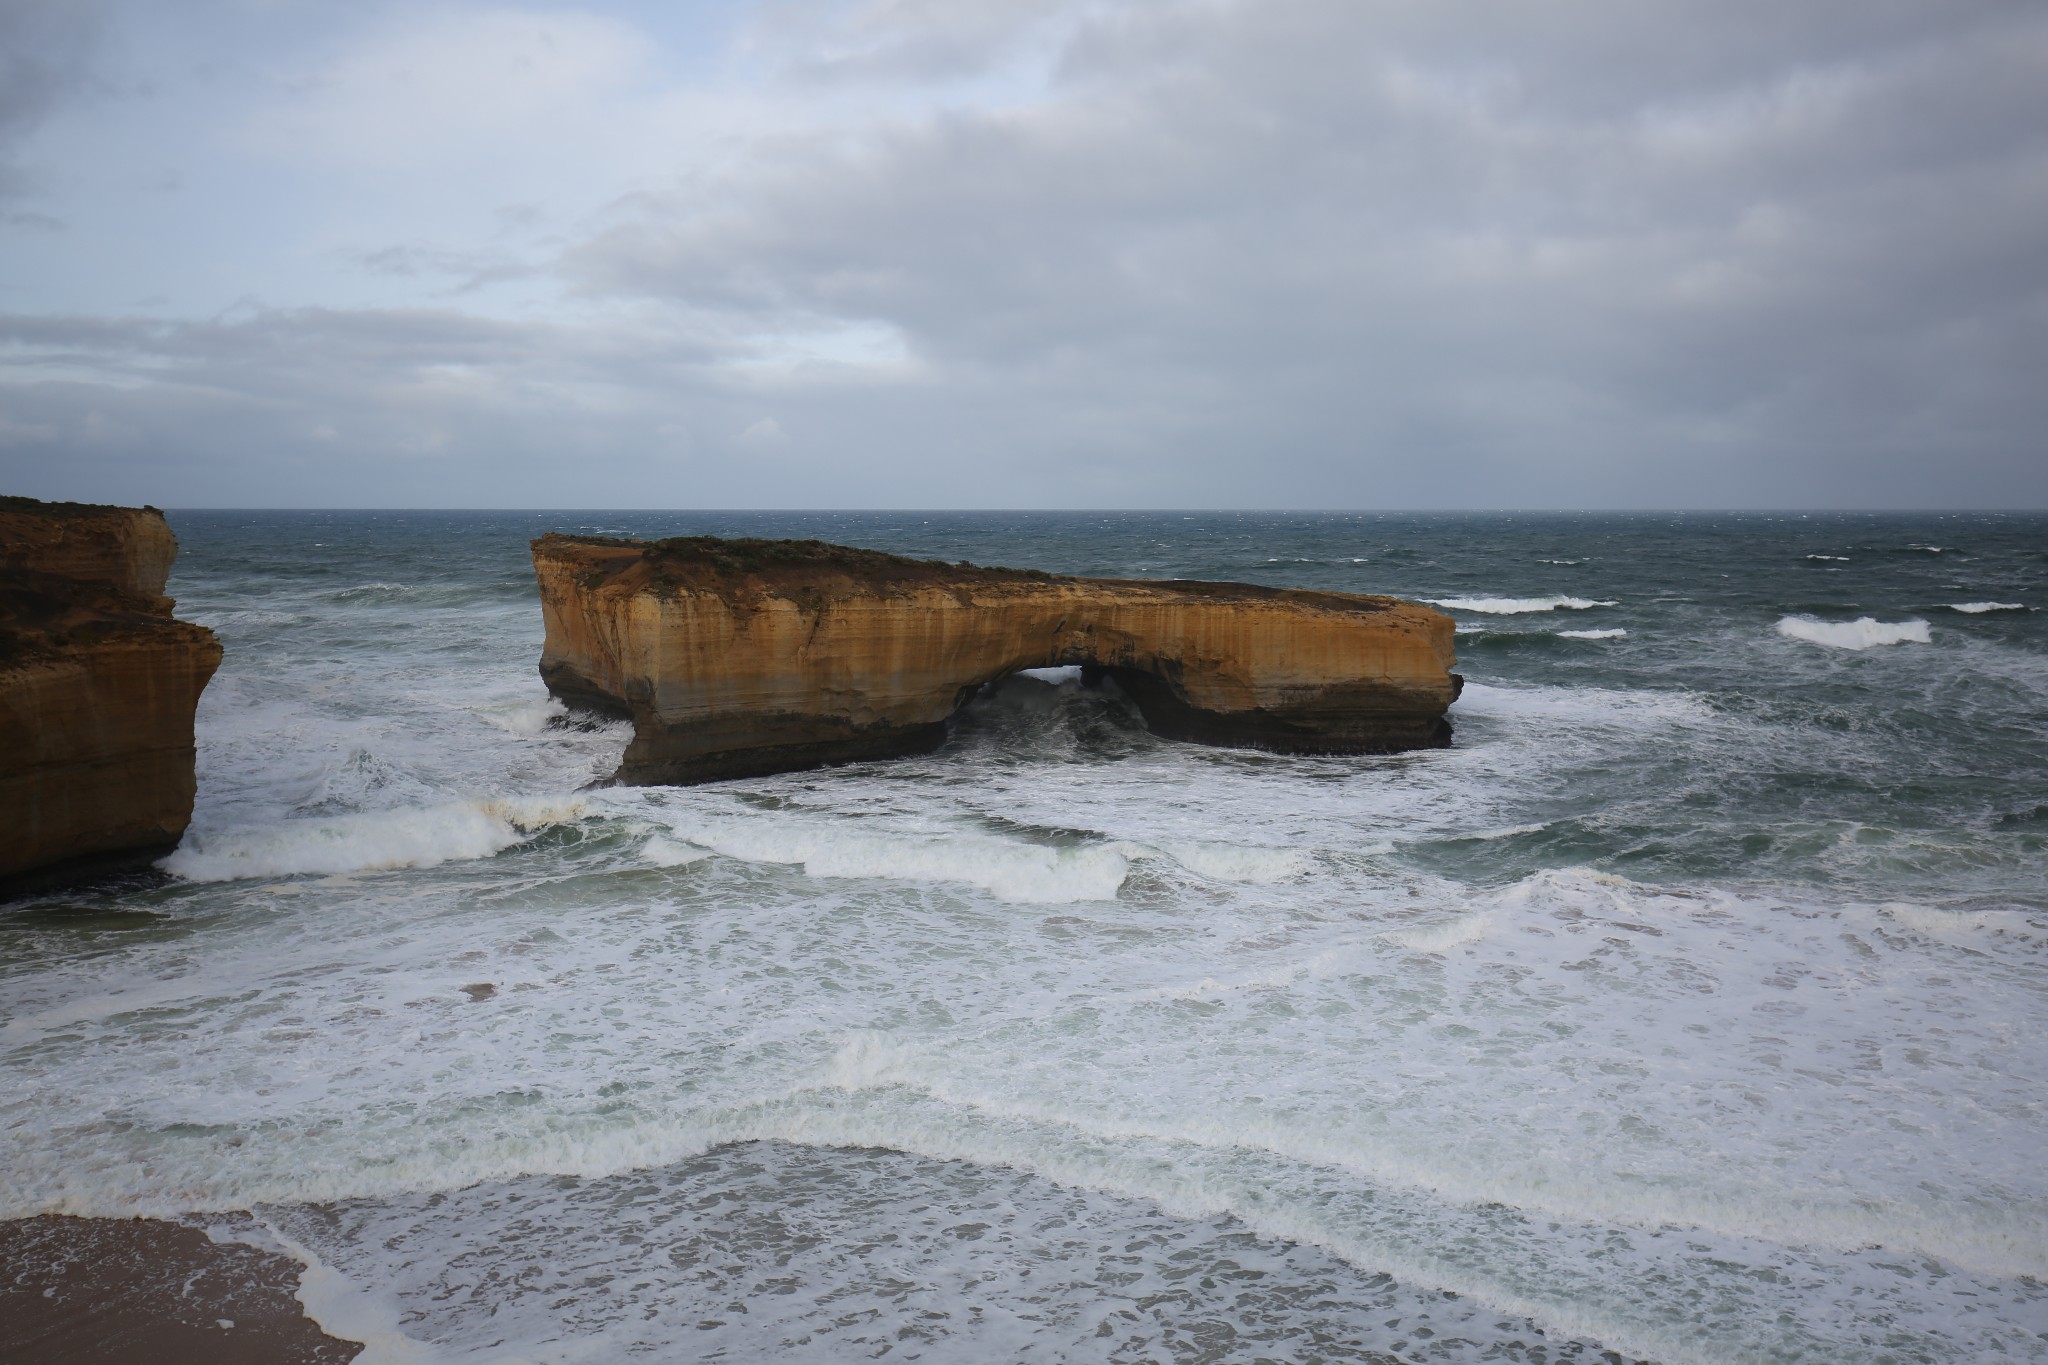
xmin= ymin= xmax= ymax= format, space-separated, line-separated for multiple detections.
xmin=0 ymin=1215 xmax=362 ymax=1364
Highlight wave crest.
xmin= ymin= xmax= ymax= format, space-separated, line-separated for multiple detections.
xmin=1775 ymin=616 xmax=1930 ymax=650
xmin=162 ymin=798 xmax=586 ymax=882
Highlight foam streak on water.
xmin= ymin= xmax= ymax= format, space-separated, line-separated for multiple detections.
xmin=4 ymin=510 xmax=2047 ymax=1364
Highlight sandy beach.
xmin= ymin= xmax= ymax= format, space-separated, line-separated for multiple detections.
xmin=0 ymin=1215 xmax=361 ymax=1364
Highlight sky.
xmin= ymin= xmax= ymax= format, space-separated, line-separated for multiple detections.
xmin=0 ymin=0 xmax=2043 ymax=510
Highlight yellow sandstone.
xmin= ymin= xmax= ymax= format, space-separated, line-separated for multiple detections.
xmin=533 ymin=534 xmax=1460 ymax=785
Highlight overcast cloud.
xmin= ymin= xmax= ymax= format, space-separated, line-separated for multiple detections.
xmin=0 ymin=0 xmax=2042 ymax=508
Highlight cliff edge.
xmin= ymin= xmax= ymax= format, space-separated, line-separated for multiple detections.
xmin=533 ymin=534 xmax=1459 ymax=785
xmin=1 ymin=497 xmax=222 ymax=896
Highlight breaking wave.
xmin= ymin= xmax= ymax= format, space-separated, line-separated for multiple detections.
xmin=1947 ymin=602 xmax=2029 ymax=614
xmin=1775 ymin=616 xmax=1931 ymax=650
xmin=161 ymin=798 xmax=587 ymax=882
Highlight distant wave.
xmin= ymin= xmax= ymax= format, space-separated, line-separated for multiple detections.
xmin=1557 ymin=628 xmax=1627 ymax=640
xmin=1805 ymin=555 xmax=1850 ymax=562
xmin=1426 ymin=596 xmax=1618 ymax=614
xmin=1775 ymin=616 xmax=1930 ymax=650
xmin=1947 ymin=602 xmax=2029 ymax=614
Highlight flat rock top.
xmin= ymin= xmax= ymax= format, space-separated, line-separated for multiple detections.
xmin=534 ymin=533 xmax=1405 ymax=615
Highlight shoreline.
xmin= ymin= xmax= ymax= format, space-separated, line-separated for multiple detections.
xmin=0 ymin=1214 xmax=364 ymax=1364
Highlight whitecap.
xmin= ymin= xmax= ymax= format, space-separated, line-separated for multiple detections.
xmin=1426 ymin=596 xmax=1618 ymax=614
xmin=1775 ymin=616 xmax=1930 ymax=650
xmin=642 ymin=835 xmax=711 ymax=868
xmin=1947 ymin=602 xmax=2029 ymax=614
xmin=1805 ymin=555 xmax=1850 ymax=562
xmin=1557 ymin=628 xmax=1627 ymax=640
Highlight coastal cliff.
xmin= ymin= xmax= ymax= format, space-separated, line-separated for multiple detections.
xmin=1 ymin=497 xmax=222 ymax=895
xmin=533 ymin=534 xmax=1458 ymax=785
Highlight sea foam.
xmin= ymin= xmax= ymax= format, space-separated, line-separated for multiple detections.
xmin=1775 ymin=616 xmax=1931 ymax=650
xmin=1557 ymin=628 xmax=1626 ymax=640
xmin=1947 ymin=602 xmax=2029 ymax=614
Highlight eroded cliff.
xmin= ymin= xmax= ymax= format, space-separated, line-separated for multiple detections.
xmin=534 ymin=534 xmax=1458 ymax=785
xmin=1 ymin=497 xmax=222 ymax=895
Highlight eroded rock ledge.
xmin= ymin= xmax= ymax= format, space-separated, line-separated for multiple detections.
xmin=534 ymin=534 xmax=1459 ymax=785
xmin=1 ymin=497 xmax=222 ymax=896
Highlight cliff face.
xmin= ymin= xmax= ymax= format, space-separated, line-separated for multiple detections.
xmin=534 ymin=534 xmax=1459 ymax=785
xmin=1 ymin=497 xmax=222 ymax=895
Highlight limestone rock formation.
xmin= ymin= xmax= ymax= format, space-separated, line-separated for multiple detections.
xmin=534 ymin=534 xmax=1459 ymax=785
xmin=1 ymin=497 xmax=222 ymax=896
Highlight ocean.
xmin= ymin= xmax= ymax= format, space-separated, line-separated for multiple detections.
xmin=3 ymin=510 xmax=2045 ymax=1363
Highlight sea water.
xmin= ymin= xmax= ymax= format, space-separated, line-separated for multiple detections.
xmin=3 ymin=510 xmax=2045 ymax=1363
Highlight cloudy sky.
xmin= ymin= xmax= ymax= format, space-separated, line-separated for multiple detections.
xmin=1 ymin=0 xmax=2043 ymax=509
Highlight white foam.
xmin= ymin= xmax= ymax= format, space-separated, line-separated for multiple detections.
xmin=1452 ymin=680 xmax=1712 ymax=726
xmin=1426 ymin=596 xmax=1618 ymax=614
xmin=1775 ymin=616 xmax=1931 ymax=650
xmin=1379 ymin=913 xmax=1492 ymax=952
xmin=162 ymin=797 xmax=586 ymax=882
xmin=1557 ymin=628 xmax=1627 ymax=640
xmin=1947 ymin=602 xmax=2029 ymax=614
xmin=1883 ymin=902 xmax=2041 ymax=942
xmin=1805 ymin=555 xmax=1850 ymax=562
xmin=472 ymin=697 xmax=569 ymax=736
xmin=1147 ymin=840 xmax=1315 ymax=883
xmin=259 ymin=1224 xmax=448 ymax=1365
xmin=643 ymin=806 xmax=1130 ymax=903
xmin=1452 ymin=821 xmax=1553 ymax=841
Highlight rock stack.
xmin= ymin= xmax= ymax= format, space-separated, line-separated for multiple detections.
xmin=1 ymin=497 xmax=221 ymax=896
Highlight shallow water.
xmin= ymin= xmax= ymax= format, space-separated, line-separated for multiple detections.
xmin=4 ymin=511 xmax=2046 ymax=1363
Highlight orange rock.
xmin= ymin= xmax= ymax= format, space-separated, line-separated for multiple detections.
xmin=533 ymin=534 xmax=1459 ymax=785
xmin=1 ymin=497 xmax=222 ymax=895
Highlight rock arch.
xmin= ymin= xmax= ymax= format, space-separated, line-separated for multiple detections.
xmin=533 ymin=534 xmax=1460 ymax=786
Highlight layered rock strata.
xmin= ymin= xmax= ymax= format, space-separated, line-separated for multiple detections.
xmin=1 ymin=497 xmax=221 ymax=895
xmin=534 ymin=534 xmax=1459 ymax=785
